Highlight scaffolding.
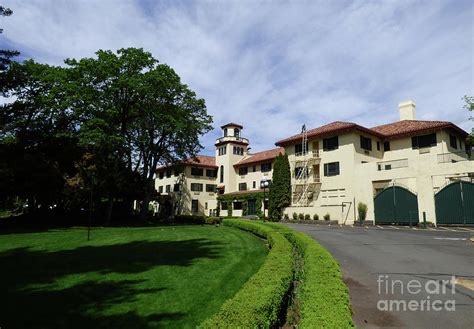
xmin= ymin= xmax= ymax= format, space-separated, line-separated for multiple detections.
xmin=291 ymin=125 xmax=321 ymax=207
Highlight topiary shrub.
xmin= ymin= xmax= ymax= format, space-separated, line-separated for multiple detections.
xmin=304 ymin=214 xmax=311 ymax=220
xmin=283 ymin=213 xmax=289 ymax=220
xmin=206 ymin=217 xmax=223 ymax=225
xmin=313 ymin=214 xmax=319 ymax=221
xmin=323 ymin=213 xmax=330 ymax=221
xmin=298 ymin=213 xmax=304 ymax=220
xmin=357 ymin=202 xmax=368 ymax=223
xmin=292 ymin=212 xmax=298 ymax=220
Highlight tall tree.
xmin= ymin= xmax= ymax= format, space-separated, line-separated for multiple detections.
xmin=268 ymin=153 xmax=291 ymax=221
xmin=0 ymin=6 xmax=19 ymax=73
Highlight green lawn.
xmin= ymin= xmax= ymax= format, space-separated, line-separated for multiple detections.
xmin=0 ymin=225 xmax=267 ymax=328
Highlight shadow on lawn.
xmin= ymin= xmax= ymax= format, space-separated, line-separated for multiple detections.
xmin=0 ymin=239 xmax=222 ymax=328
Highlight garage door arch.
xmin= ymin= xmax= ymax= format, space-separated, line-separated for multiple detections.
xmin=374 ymin=185 xmax=419 ymax=225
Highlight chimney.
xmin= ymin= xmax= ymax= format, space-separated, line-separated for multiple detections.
xmin=399 ymin=100 xmax=416 ymax=121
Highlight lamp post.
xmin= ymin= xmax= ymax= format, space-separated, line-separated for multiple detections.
xmin=260 ymin=176 xmax=271 ymax=222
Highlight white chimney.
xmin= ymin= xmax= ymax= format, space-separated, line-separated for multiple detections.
xmin=399 ymin=100 xmax=416 ymax=121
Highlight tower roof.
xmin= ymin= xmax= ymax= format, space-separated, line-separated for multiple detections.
xmin=221 ymin=122 xmax=243 ymax=129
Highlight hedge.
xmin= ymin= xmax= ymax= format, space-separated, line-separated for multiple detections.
xmin=262 ymin=222 xmax=354 ymax=328
xmin=200 ymin=219 xmax=293 ymax=328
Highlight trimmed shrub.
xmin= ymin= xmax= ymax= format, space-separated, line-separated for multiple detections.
xmin=313 ymin=214 xmax=319 ymax=221
xmin=357 ymin=202 xmax=368 ymax=222
xmin=292 ymin=212 xmax=298 ymax=220
xmin=323 ymin=213 xmax=330 ymax=221
xmin=283 ymin=213 xmax=289 ymax=220
xmin=304 ymin=214 xmax=311 ymax=221
xmin=205 ymin=217 xmax=223 ymax=225
xmin=201 ymin=219 xmax=293 ymax=328
xmin=298 ymin=213 xmax=304 ymax=220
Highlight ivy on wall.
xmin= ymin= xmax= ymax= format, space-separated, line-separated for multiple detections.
xmin=217 ymin=192 xmax=265 ymax=218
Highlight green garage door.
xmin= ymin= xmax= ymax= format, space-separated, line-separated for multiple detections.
xmin=374 ymin=186 xmax=419 ymax=225
xmin=435 ymin=181 xmax=474 ymax=225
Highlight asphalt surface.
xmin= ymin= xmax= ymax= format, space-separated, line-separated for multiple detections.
xmin=287 ymin=224 xmax=474 ymax=329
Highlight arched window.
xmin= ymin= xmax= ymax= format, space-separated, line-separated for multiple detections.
xmin=234 ymin=128 xmax=240 ymax=138
xmin=223 ymin=128 xmax=228 ymax=137
xmin=220 ymin=165 xmax=224 ymax=183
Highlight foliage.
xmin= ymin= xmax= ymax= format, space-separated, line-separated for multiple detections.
xmin=217 ymin=192 xmax=264 ymax=218
xmin=304 ymin=214 xmax=311 ymax=220
xmin=261 ymin=223 xmax=354 ymax=328
xmin=205 ymin=216 xmax=223 ymax=225
xmin=357 ymin=202 xmax=368 ymax=222
xmin=323 ymin=213 xmax=330 ymax=221
xmin=292 ymin=212 xmax=298 ymax=220
xmin=201 ymin=219 xmax=293 ymax=328
xmin=0 ymin=225 xmax=267 ymax=328
xmin=284 ymin=213 xmax=289 ymax=220
xmin=0 ymin=5 xmax=19 ymax=74
xmin=298 ymin=213 xmax=304 ymax=220
xmin=463 ymin=95 xmax=474 ymax=141
xmin=268 ymin=154 xmax=291 ymax=221
xmin=313 ymin=214 xmax=319 ymax=221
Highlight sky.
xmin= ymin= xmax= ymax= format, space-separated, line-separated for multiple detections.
xmin=1 ymin=0 xmax=473 ymax=156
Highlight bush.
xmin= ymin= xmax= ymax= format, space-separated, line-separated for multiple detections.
xmin=298 ymin=213 xmax=304 ymax=220
xmin=323 ymin=213 xmax=330 ymax=221
xmin=357 ymin=202 xmax=368 ymax=222
xmin=283 ymin=213 xmax=289 ymax=220
xmin=205 ymin=216 xmax=223 ymax=225
xmin=304 ymin=214 xmax=311 ymax=221
xmin=174 ymin=215 xmax=206 ymax=224
xmin=292 ymin=212 xmax=298 ymax=220
xmin=201 ymin=219 xmax=293 ymax=328
xmin=313 ymin=214 xmax=319 ymax=221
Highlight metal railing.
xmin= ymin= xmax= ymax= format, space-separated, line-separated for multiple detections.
xmin=215 ymin=136 xmax=249 ymax=144
xmin=295 ymin=150 xmax=320 ymax=158
xmin=437 ymin=151 xmax=472 ymax=163
xmin=377 ymin=158 xmax=409 ymax=171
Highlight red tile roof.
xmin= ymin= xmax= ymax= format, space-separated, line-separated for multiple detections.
xmin=371 ymin=120 xmax=468 ymax=140
xmin=275 ymin=121 xmax=383 ymax=146
xmin=157 ymin=155 xmax=216 ymax=171
xmin=221 ymin=122 xmax=243 ymax=129
xmin=234 ymin=147 xmax=284 ymax=167
xmin=276 ymin=120 xmax=468 ymax=146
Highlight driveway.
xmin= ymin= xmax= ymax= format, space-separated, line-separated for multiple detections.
xmin=287 ymin=224 xmax=474 ymax=328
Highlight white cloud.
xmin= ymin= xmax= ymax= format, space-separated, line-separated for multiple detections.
xmin=1 ymin=0 xmax=472 ymax=155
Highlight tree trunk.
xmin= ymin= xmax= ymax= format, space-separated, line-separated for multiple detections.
xmin=105 ymin=198 xmax=114 ymax=225
xmin=140 ymin=190 xmax=150 ymax=220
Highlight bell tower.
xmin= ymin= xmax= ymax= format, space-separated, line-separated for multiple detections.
xmin=215 ymin=123 xmax=249 ymax=193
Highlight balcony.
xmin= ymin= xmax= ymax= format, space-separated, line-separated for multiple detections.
xmin=215 ymin=136 xmax=249 ymax=145
xmin=437 ymin=151 xmax=472 ymax=164
xmin=294 ymin=150 xmax=320 ymax=166
xmin=377 ymin=158 xmax=408 ymax=171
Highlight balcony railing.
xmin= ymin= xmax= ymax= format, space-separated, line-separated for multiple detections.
xmin=295 ymin=150 xmax=320 ymax=158
xmin=377 ymin=158 xmax=408 ymax=171
xmin=215 ymin=136 xmax=249 ymax=144
xmin=437 ymin=151 xmax=472 ymax=164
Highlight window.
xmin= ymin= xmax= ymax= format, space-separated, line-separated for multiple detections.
xmin=221 ymin=202 xmax=228 ymax=210
xmin=295 ymin=141 xmax=307 ymax=155
xmin=252 ymin=165 xmax=256 ymax=172
xmin=360 ymin=135 xmax=372 ymax=151
xmin=224 ymin=128 xmax=228 ymax=137
xmin=233 ymin=201 xmax=242 ymax=210
xmin=218 ymin=146 xmax=227 ymax=156
xmin=294 ymin=167 xmax=309 ymax=178
xmin=190 ymin=183 xmax=203 ymax=192
xmin=239 ymin=183 xmax=247 ymax=191
xmin=384 ymin=141 xmax=390 ymax=151
xmin=233 ymin=146 xmax=244 ymax=155
xmin=165 ymin=185 xmax=171 ymax=193
xmin=220 ymin=165 xmax=224 ymax=183
xmin=206 ymin=184 xmax=217 ymax=192
xmin=234 ymin=128 xmax=240 ymax=138
xmin=206 ymin=169 xmax=217 ymax=177
xmin=159 ymin=172 xmax=164 ymax=179
xmin=253 ymin=181 xmax=256 ymax=189
xmin=412 ymin=133 xmax=437 ymax=149
xmin=192 ymin=200 xmax=198 ymax=213
xmin=158 ymin=186 xmax=163 ymax=193
xmin=239 ymin=167 xmax=248 ymax=175
xmin=261 ymin=162 xmax=272 ymax=172
xmin=449 ymin=135 xmax=457 ymax=149
xmin=377 ymin=141 xmax=380 ymax=151
xmin=191 ymin=167 xmax=203 ymax=176
xmin=166 ymin=170 xmax=172 ymax=178
xmin=173 ymin=184 xmax=180 ymax=192
xmin=323 ymin=136 xmax=339 ymax=151
xmin=324 ymin=162 xmax=340 ymax=177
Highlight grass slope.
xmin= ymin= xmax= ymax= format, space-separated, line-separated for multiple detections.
xmin=0 ymin=225 xmax=267 ymax=328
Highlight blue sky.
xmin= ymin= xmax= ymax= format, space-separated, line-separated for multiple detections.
xmin=1 ymin=0 xmax=472 ymax=156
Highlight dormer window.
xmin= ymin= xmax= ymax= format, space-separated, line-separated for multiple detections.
xmin=224 ymin=128 xmax=228 ymax=137
xmin=234 ymin=128 xmax=240 ymax=138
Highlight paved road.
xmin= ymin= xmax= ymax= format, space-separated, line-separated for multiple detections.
xmin=287 ymin=224 xmax=474 ymax=329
